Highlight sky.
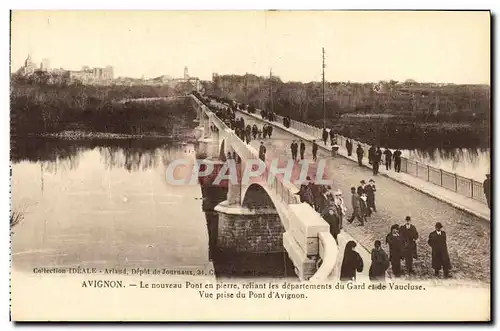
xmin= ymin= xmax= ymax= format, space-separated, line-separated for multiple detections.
xmin=10 ymin=10 xmax=490 ymax=84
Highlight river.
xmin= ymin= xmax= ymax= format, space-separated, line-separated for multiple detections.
xmin=402 ymin=148 xmax=490 ymax=182
xmin=11 ymin=138 xmax=211 ymax=272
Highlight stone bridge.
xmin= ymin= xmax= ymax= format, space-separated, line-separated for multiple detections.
xmin=190 ymin=94 xmax=339 ymax=281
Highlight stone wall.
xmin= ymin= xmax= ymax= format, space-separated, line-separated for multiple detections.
xmin=217 ymin=210 xmax=284 ymax=254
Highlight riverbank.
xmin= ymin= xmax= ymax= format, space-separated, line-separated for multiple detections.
xmin=11 ymin=80 xmax=197 ymax=138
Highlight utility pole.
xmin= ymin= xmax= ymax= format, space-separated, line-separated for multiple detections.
xmin=322 ymin=47 xmax=326 ymax=128
xmin=270 ymin=69 xmax=274 ymax=113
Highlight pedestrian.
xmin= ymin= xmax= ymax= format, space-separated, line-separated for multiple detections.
xmin=295 ymin=176 xmax=314 ymax=207
xmin=386 ymin=224 xmax=403 ymax=277
xmin=357 ymin=180 xmax=367 ymax=197
xmin=366 ymin=179 xmax=377 ymax=214
xmin=258 ymin=141 xmax=266 ymax=162
xmin=310 ymin=181 xmax=324 ymax=213
xmin=428 ymin=222 xmax=451 ymax=278
xmin=369 ymin=240 xmax=390 ymax=282
xmin=348 ymin=187 xmax=364 ymax=226
xmin=399 ymin=216 xmax=418 ymax=275
xmin=373 ymin=147 xmax=382 ymax=175
xmin=312 ymin=140 xmax=318 ymax=162
xmin=356 ymin=144 xmax=364 ymax=166
xmin=252 ymin=124 xmax=258 ymax=140
xmin=340 ymin=241 xmax=364 ymax=281
xmin=321 ymin=205 xmax=341 ymax=242
xmin=262 ymin=124 xmax=268 ymax=139
xmin=393 ymin=149 xmax=402 ymax=173
xmin=226 ymin=151 xmax=232 ymax=161
xmin=290 ymin=140 xmax=298 ymax=161
xmin=333 ymin=189 xmax=347 ymax=229
xmin=368 ymin=145 xmax=376 ymax=166
xmin=383 ymin=148 xmax=393 ymax=170
xmin=484 ymin=174 xmax=491 ymax=209
xmin=300 ymin=140 xmax=306 ymax=160
xmin=330 ymin=128 xmax=336 ymax=145
xmin=322 ymin=128 xmax=329 ymax=145
xmin=359 ymin=193 xmax=369 ymax=223
xmin=346 ymin=139 xmax=353 ymax=157
xmin=268 ymin=125 xmax=273 ymax=139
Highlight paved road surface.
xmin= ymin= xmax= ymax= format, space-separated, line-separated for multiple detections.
xmin=238 ymin=112 xmax=490 ymax=283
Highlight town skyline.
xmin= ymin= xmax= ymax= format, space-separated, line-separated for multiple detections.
xmin=11 ymin=11 xmax=490 ymax=84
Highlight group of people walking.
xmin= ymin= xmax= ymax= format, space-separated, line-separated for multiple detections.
xmin=322 ymin=127 xmax=338 ymax=146
xmin=340 ymin=217 xmax=451 ymax=282
xmin=355 ymin=144 xmax=404 ymax=175
xmin=347 ymin=179 xmax=377 ymax=226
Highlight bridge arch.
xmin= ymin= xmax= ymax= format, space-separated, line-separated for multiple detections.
xmin=241 ymin=182 xmax=291 ymax=230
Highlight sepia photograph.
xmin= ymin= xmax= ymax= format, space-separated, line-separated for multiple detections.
xmin=9 ymin=9 xmax=491 ymax=322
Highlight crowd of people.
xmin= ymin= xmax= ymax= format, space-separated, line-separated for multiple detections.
xmin=200 ymin=95 xmax=458 ymax=283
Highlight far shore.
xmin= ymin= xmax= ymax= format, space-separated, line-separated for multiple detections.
xmin=26 ymin=130 xmax=198 ymax=143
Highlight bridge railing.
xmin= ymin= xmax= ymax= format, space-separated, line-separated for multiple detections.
xmin=193 ymin=94 xmax=302 ymax=206
xmin=236 ymin=102 xmax=487 ymax=205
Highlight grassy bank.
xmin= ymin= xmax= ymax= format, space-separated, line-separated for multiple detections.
xmin=11 ymin=79 xmax=197 ymax=138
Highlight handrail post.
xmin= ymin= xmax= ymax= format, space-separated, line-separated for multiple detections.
xmin=440 ymin=169 xmax=443 ymax=186
xmin=416 ymin=161 xmax=418 ymax=177
xmin=454 ymin=173 xmax=458 ymax=192
xmin=470 ymin=178 xmax=474 ymax=198
xmin=427 ymin=165 xmax=430 ymax=182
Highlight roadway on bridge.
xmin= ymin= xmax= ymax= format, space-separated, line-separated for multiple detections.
xmin=238 ymin=112 xmax=490 ymax=284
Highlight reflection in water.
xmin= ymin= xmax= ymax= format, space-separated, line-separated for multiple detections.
xmin=11 ymin=138 xmax=207 ymax=272
xmin=403 ymin=147 xmax=490 ymax=181
xmin=13 ymin=137 xmax=195 ymax=173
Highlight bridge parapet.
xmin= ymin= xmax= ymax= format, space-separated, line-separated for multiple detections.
xmin=190 ymin=94 xmax=339 ymax=281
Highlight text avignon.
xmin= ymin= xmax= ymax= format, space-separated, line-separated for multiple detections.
xmin=81 ymin=280 xmax=124 ymax=288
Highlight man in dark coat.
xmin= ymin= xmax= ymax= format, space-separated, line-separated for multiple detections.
xmin=356 ymin=144 xmax=364 ymax=166
xmin=369 ymin=240 xmax=390 ymax=282
xmin=357 ymin=180 xmax=367 ymax=197
xmin=386 ymin=224 xmax=403 ymax=277
xmin=312 ymin=140 xmax=318 ymax=162
xmin=295 ymin=177 xmax=314 ymax=207
xmin=346 ymin=139 xmax=353 ymax=156
xmin=484 ymin=174 xmax=491 ymax=209
xmin=268 ymin=125 xmax=273 ymax=138
xmin=299 ymin=140 xmax=306 ymax=160
xmin=258 ymin=142 xmax=266 ymax=162
xmin=290 ymin=140 xmax=298 ymax=161
xmin=330 ymin=128 xmax=336 ymax=145
xmin=322 ymin=205 xmax=341 ymax=242
xmin=383 ymin=148 xmax=393 ymax=170
xmin=340 ymin=241 xmax=364 ymax=281
xmin=373 ymin=147 xmax=382 ymax=175
xmin=428 ymin=222 xmax=451 ymax=278
xmin=322 ymin=128 xmax=329 ymax=145
xmin=262 ymin=124 xmax=268 ymax=139
xmin=399 ymin=216 xmax=419 ymax=274
xmin=348 ymin=187 xmax=364 ymax=226
xmin=365 ymin=179 xmax=376 ymax=216
xmin=310 ymin=181 xmax=323 ymax=212
xmin=393 ymin=149 xmax=402 ymax=172
xmin=368 ymin=146 xmax=376 ymax=165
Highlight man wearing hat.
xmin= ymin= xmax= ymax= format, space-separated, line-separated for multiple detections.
xmin=428 ymin=222 xmax=451 ymax=278
xmin=385 ymin=224 xmax=403 ymax=277
xmin=399 ymin=216 xmax=419 ymax=274
xmin=357 ymin=180 xmax=367 ymax=197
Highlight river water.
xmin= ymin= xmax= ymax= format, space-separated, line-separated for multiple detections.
xmin=11 ymin=138 xmax=211 ymax=272
xmin=402 ymin=148 xmax=490 ymax=182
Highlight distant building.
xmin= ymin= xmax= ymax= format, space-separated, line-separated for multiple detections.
xmin=69 ymin=65 xmax=114 ymax=85
xmin=40 ymin=58 xmax=50 ymax=72
xmin=17 ymin=54 xmax=37 ymax=76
